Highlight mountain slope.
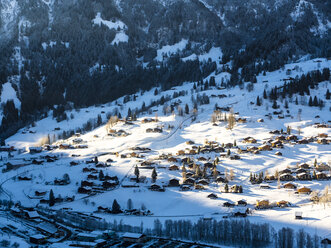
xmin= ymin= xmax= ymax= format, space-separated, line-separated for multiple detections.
xmin=0 ymin=0 xmax=330 ymax=139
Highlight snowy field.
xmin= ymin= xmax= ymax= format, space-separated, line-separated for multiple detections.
xmin=1 ymin=58 xmax=331 ymax=240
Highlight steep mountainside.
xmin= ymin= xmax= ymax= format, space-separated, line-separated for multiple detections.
xmin=0 ymin=0 xmax=330 ymax=139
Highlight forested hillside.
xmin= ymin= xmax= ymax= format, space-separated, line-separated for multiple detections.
xmin=0 ymin=0 xmax=330 ymax=139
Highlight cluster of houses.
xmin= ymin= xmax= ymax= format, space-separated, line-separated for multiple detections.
xmin=78 ymin=161 xmax=119 ymax=195
xmin=9 ymin=206 xmax=65 ymax=244
xmin=265 ymin=162 xmax=330 ymax=182
xmin=96 ymin=205 xmax=152 ymax=216
xmin=238 ymin=131 xmax=330 ymax=157
xmin=28 ymin=142 xmax=88 ymax=154
xmin=108 ymin=129 xmax=131 ymax=137
xmin=146 ymin=127 xmax=163 ymax=133
xmin=127 ymin=140 xmax=241 ymax=193
xmin=255 ymin=199 xmax=292 ymax=209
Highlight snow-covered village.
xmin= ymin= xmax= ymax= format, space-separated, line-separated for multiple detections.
xmin=0 ymin=0 xmax=330 ymax=247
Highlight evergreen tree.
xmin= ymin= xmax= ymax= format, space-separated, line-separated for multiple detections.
xmin=134 ymin=165 xmax=140 ymax=183
xmin=127 ymin=108 xmax=132 ymax=119
xmin=112 ymin=199 xmax=122 ymax=214
xmin=326 ymin=89 xmax=331 ymax=100
xmin=99 ymin=170 xmax=104 ymax=180
xmin=284 ymin=100 xmax=289 ymax=109
xmin=272 ymin=100 xmax=278 ymax=109
xmin=49 ymin=189 xmax=55 ymax=207
xmin=127 ymin=198 xmax=133 ymax=210
xmin=151 ymin=168 xmax=157 ymax=183
xmin=263 ymin=89 xmax=267 ymax=99
xmin=308 ymin=96 xmax=313 ymax=106
xmin=97 ymin=114 xmax=102 ymax=126
xmin=256 ymin=96 xmax=261 ymax=106
xmin=185 ymin=104 xmax=189 ymax=115
xmin=224 ymin=183 xmax=229 ymax=193
xmin=313 ymin=96 xmax=318 ymax=106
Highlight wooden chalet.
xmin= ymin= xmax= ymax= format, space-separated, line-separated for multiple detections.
xmin=194 ymin=184 xmax=205 ymax=190
xmin=280 ymin=173 xmax=294 ymax=181
xmin=297 ymin=187 xmax=311 ymax=194
xmin=243 ymin=137 xmax=257 ymax=144
xmin=169 ymin=165 xmax=179 ymax=171
xmin=168 ymin=178 xmax=180 ymax=187
xmin=223 ymin=201 xmax=235 ymax=207
xmin=258 ymin=144 xmax=272 ymax=151
xmin=149 ymin=184 xmax=165 ymax=192
xmin=299 ymin=163 xmax=310 ymax=169
xmin=180 ymin=185 xmax=191 ymax=191
xmin=316 ymin=163 xmax=330 ymax=172
xmin=183 ymin=178 xmax=195 ymax=185
xmin=237 ymin=200 xmax=247 ymax=206
xmin=260 ymin=184 xmax=271 ymax=189
xmin=81 ymin=181 xmax=94 ymax=187
xmin=256 ymin=200 xmax=270 ymax=209
xmin=277 ymin=200 xmax=289 ymax=208
xmin=295 ymin=168 xmax=307 ymax=174
xmin=280 ymin=168 xmax=292 ymax=174
xmin=265 ymin=175 xmax=276 ymax=181
xmin=204 ymin=162 xmax=213 ymax=168
xmin=296 ymin=172 xmax=311 ymax=180
xmin=167 ymin=157 xmax=178 ymax=163
xmin=316 ymin=172 xmax=328 ymax=180
xmin=35 ymin=191 xmax=47 ymax=196
xmin=207 ymin=193 xmax=218 ymax=199
xmin=29 ymin=147 xmax=42 ymax=154
xmin=78 ymin=187 xmax=92 ymax=194
xmin=215 ymin=176 xmax=227 ymax=183
xmin=197 ymin=157 xmax=207 ymax=161
xmin=275 ymin=151 xmax=282 ymax=156
xmin=283 ymin=182 xmax=297 ymax=189
xmin=197 ymin=179 xmax=209 ymax=185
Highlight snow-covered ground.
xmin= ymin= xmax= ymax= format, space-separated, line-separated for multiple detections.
xmin=92 ymin=12 xmax=129 ymax=45
xmin=1 ymin=58 xmax=331 ymax=240
xmin=0 ymin=82 xmax=21 ymax=109
xmin=156 ymin=39 xmax=189 ymax=61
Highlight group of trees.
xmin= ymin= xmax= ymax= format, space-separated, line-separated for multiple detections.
xmin=266 ymin=68 xmax=330 ymax=109
xmin=1 ymin=0 xmax=330 ymax=140
xmin=144 ymin=219 xmax=320 ymax=248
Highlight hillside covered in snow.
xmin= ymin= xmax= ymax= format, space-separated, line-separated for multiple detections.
xmin=0 ymin=57 xmax=330 ymax=247
xmin=0 ymin=0 xmax=330 ymax=139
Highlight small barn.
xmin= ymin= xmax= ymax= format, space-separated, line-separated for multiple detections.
xmin=122 ymin=232 xmax=146 ymax=243
xmin=30 ymin=234 xmax=47 ymax=244
xmin=295 ymin=211 xmax=303 ymax=219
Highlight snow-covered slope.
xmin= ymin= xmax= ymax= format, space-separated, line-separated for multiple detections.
xmin=1 ymin=58 xmax=330 ymax=240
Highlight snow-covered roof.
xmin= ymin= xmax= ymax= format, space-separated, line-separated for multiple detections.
xmin=37 ymin=222 xmax=57 ymax=234
xmin=122 ymin=232 xmax=144 ymax=239
xmin=77 ymin=232 xmax=99 ymax=238
xmin=30 ymin=234 xmax=46 ymax=239
xmin=26 ymin=211 xmax=40 ymax=218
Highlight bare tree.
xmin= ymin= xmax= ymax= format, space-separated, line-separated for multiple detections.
xmin=228 ymin=109 xmax=236 ymax=130
xmin=211 ymin=112 xmax=217 ymax=124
